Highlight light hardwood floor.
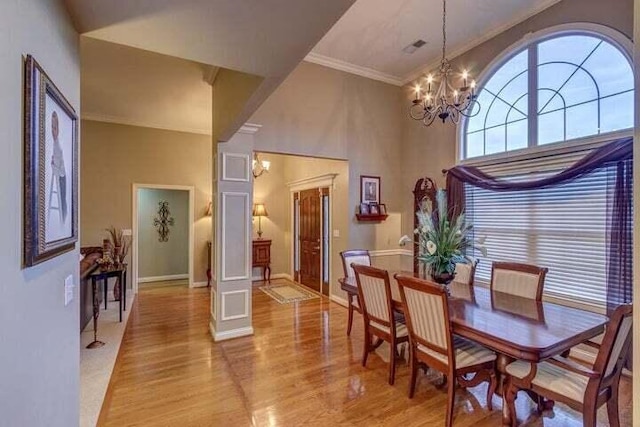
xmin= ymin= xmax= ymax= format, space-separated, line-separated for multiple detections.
xmin=98 ymin=279 xmax=632 ymax=426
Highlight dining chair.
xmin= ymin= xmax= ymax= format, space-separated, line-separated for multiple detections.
xmin=453 ymin=258 xmax=478 ymax=286
xmin=352 ymin=264 xmax=409 ymax=385
xmin=340 ymin=250 xmax=371 ymax=336
xmin=503 ymin=303 xmax=633 ymax=427
xmin=490 ymin=262 xmax=548 ymax=301
xmin=395 ymin=274 xmax=497 ymax=427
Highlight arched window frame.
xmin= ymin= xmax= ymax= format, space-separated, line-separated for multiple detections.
xmin=457 ymin=23 xmax=634 ymax=163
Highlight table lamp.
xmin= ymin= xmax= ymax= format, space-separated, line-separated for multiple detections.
xmin=252 ymin=203 xmax=268 ymax=239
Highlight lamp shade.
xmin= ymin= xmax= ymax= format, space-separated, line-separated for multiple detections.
xmin=252 ymin=203 xmax=268 ymax=217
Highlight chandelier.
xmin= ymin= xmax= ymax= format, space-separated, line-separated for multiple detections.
xmin=409 ymin=0 xmax=480 ymax=126
xmin=252 ymin=153 xmax=270 ymax=179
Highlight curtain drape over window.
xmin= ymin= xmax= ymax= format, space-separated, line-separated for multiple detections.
xmin=446 ymin=137 xmax=633 ymax=366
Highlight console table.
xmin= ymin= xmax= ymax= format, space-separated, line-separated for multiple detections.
xmin=252 ymin=239 xmax=271 ymax=283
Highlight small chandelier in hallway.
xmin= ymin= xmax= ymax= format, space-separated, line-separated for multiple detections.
xmin=252 ymin=153 xmax=270 ymax=179
xmin=409 ymin=0 xmax=480 ymax=126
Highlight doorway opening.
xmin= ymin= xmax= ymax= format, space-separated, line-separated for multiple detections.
xmin=132 ymin=184 xmax=195 ymax=293
xmin=251 ymin=152 xmax=347 ymax=299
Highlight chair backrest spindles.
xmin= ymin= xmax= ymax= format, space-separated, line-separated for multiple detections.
xmin=352 ymin=264 xmax=393 ymax=327
xmin=593 ymin=304 xmax=633 ymax=379
xmin=396 ymin=275 xmax=452 ymax=363
xmin=491 ymin=262 xmax=548 ymax=301
xmin=454 ymin=259 xmax=477 ymax=286
xmin=341 ymin=250 xmax=371 ymax=279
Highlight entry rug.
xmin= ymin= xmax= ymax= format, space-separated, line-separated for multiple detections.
xmin=259 ymin=283 xmax=320 ymax=304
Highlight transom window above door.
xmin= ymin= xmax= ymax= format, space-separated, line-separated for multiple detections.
xmin=463 ymin=29 xmax=634 ymax=160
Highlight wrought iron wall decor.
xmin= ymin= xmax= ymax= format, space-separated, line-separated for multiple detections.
xmin=153 ymin=201 xmax=174 ymax=242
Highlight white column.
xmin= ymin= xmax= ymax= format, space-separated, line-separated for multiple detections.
xmin=209 ymin=124 xmax=260 ymax=341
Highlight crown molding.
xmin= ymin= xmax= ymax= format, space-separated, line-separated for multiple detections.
xmin=238 ymin=123 xmax=262 ymax=134
xmin=402 ymin=0 xmax=563 ymax=84
xmin=304 ymin=52 xmax=404 ymax=86
xmin=82 ymin=112 xmax=212 ymax=136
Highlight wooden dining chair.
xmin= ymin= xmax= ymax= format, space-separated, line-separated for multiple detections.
xmin=340 ymin=250 xmax=371 ymax=336
xmin=352 ymin=264 xmax=409 ymax=385
xmin=454 ymin=258 xmax=478 ymax=286
xmin=503 ymin=303 xmax=633 ymax=427
xmin=490 ymin=262 xmax=548 ymax=301
xmin=395 ymin=274 xmax=497 ymax=427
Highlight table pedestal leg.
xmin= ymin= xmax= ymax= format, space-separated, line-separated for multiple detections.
xmin=87 ymin=277 xmax=105 ymax=349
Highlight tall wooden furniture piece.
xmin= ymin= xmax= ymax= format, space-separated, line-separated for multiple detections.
xmin=412 ymin=177 xmax=438 ymax=275
xmin=490 ymin=262 xmax=548 ymax=301
xmin=352 ymin=264 xmax=409 ymax=386
xmin=396 ymin=274 xmax=497 ymax=427
xmin=252 ymin=239 xmax=271 ymax=283
xmin=340 ymin=250 xmax=371 ymax=336
xmin=503 ymin=304 xmax=633 ymax=427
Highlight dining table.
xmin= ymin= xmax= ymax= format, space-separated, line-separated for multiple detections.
xmin=339 ymin=271 xmax=609 ymax=426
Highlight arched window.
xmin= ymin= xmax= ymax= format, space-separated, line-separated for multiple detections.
xmin=463 ymin=28 xmax=634 ymax=160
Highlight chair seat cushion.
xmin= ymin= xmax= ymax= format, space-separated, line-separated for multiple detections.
xmin=417 ymin=337 xmax=496 ymax=369
xmin=505 ymin=358 xmax=589 ymax=403
xmin=370 ymin=320 xmax=408 ymax=337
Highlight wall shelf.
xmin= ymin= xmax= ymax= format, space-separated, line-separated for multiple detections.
xmin=355 ymin=214 xmax=389 ymax=222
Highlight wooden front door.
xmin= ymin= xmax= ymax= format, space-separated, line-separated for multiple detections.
xmin=299 ymin=188 xmax=321 ymax=292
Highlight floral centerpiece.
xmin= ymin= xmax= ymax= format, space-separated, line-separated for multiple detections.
xmin=399 ymin=189 xmax=486 ymax=284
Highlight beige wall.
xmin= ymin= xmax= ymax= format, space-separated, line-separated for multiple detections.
xmin=251 ymin=154 xmax=288 ymax=276
xmin=0 ymin=1 xmax=80 ymax=425
xmin=400 ymin=0 xmax=634 ymax=236
xmin=252 ymin=153 xmax=349 ymax=296
xmin=81 ymin=120 xmax=211 ymax=283
xmin=250 ymin=62 xmax=407 ymax=297
xmin=138 ymin=188 xmax=190 ymax=279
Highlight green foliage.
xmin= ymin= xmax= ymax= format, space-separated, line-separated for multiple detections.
xmin=415 ymin=190 xmax=475 ymax=276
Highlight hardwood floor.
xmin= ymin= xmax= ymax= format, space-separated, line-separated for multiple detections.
xmin=98 ymin=279 xmax=632 ymax=426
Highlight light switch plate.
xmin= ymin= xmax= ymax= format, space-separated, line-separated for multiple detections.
xmin=332 ymin=229 xmax=340 ymax=238
xmin=64 ymin=275 xmax=74 ymax=306
xmin=122 ymin=229 xmax=132 ymax=236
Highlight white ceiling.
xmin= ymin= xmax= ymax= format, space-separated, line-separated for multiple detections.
xmin=308 ymin=0 xmax=561 ymax=85
xmin=81 ymin=37 xmax=213 ymax=135
xmin=66 ymin=0 xmax=355 ymax=79
xmin=66 ymin=0 xmax=356 ymax=139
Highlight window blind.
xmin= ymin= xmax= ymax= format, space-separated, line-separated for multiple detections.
xmin=466 ymin=149 xmax=612 ymax=308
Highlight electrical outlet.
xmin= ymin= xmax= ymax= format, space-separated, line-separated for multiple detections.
xmin=64 ymin=275 xmax=74 ymax=306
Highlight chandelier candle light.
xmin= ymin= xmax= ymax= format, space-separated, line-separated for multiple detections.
xmin=410 ymin=0 xmax=480 ymax=126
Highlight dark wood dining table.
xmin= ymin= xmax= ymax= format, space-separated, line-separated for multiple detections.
xmin=339 ymin=272 xmax=609 ymax=425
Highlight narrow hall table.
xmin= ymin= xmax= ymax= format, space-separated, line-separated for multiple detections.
xmin=339 ymin=273 xmax=608 ymax=424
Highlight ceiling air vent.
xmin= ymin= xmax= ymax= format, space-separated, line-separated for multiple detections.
xmin=402 ymin=39 xmax=427 ymax=54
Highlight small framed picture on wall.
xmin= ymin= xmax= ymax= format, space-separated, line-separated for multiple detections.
xmin=360 ymin=175 xmax=380 ymax=204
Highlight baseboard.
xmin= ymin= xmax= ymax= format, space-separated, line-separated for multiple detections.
xmin=192 ymin=281 xmax=208 ymax=288
xmin=251 ymin=273 xmax=292 ymax=282
xmin=330 ymin=294 xmax=348 ymax=308
xmin=209 ymin=321 xmax=254 ymax=341
xmin=138 ymin=274 xmax=189 ymax=283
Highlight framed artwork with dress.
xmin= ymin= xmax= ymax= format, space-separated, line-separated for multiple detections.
xmin=360 ymin=175 xmax=380 ymax=204
xmin=23 ymin=55 xmax=78 ymax=267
